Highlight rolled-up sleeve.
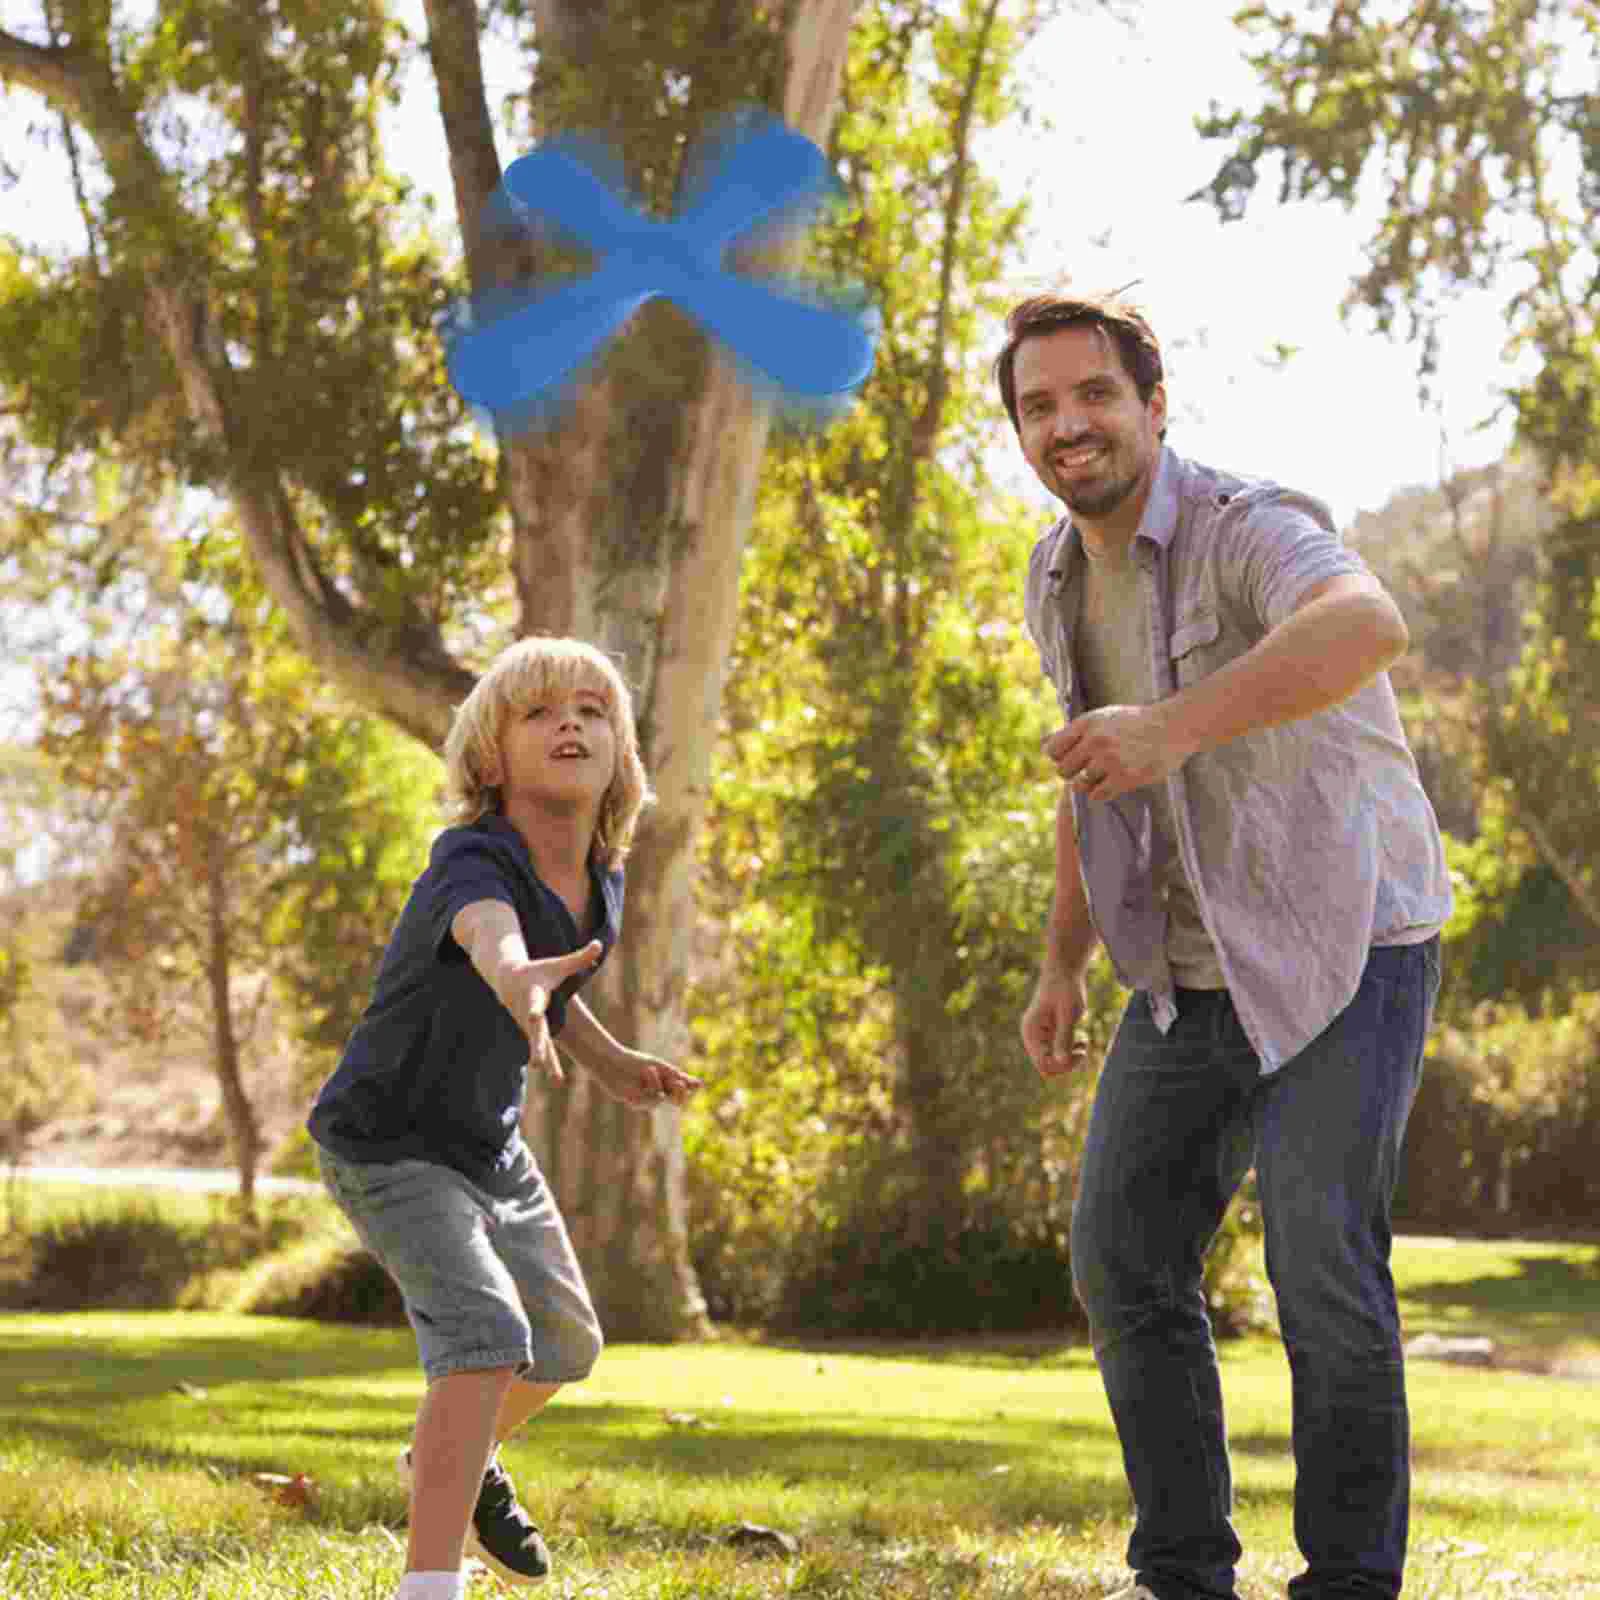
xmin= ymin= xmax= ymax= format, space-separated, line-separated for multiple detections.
xmin=1227 ymin=492 xmax=1372 ymax=631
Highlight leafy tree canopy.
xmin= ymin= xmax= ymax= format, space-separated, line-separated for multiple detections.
xmin=1192 ymin=0 xmax=1600 ymax=511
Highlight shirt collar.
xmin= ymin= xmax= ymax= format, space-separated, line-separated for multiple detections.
xmin=1045 ymin=444 xmax=1179 ymax=585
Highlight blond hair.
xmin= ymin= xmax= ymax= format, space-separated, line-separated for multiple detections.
xmin=442 ymin=637 xmax=652 ymax=867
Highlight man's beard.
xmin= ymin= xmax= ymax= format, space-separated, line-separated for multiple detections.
xmin=1058 ymin=460 xmax=1141 ymax=518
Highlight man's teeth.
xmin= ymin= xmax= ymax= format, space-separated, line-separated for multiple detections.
xmin=1056 ymin=445 xmax=1105 ymax=467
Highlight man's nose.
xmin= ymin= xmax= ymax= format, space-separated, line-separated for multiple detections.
xmin=1052 ymin=422 xmax=1097 ymax=452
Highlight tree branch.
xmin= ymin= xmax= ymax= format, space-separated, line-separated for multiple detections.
xmin=1511 ymin=796 xmax=1600 ymax=936
xmin=2 ymin=24 xmax=473 ymax=747
xmin=419 ymin=0 xmax=505 ymax=299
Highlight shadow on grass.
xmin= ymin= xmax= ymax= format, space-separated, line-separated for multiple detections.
xmin=0 ymin=1321 xmax=417 ymax=1400
xmin=3 ymin=1403 xmax=1166 ymax=1535
xmin=1401 ymin=1241 xmax=1600 ymax=1331
xmin=0 ymin=1317 xmax=1185 ymax=1535
xmin=760 ymin=1332 xmax=1095 ymax=1371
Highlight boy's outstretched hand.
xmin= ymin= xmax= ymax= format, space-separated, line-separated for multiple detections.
xmin=510 ymin=939 xmax=605 ymax=1086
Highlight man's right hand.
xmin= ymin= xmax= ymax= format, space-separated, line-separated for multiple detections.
xmin=1021 ymin=965 xmax=1092 ymax=1079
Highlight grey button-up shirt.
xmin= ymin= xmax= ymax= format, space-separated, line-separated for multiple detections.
xmin=1023 ymin=446 xmax=1453 ymax=1073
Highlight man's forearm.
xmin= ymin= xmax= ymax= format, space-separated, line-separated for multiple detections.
xmin=1046 ymin=790 xmax=1099 ymax=976
xmin=1159 ymin=588 xmax=1408 ymax=760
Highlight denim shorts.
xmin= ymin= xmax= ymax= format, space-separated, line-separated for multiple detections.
xmin=316 ymin=1146 xmax=604 ymax=1385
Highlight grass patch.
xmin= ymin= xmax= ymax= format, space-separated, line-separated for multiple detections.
xmin=2 ymin=1301 xmax=1598 ymax=1599
xmin=0 ymin=1180 xmax=335 ymax=1234
xmin=1392 ymin=1235 xmax=1600 ymax=1372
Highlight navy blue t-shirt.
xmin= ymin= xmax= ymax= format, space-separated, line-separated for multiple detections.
xmin=307 ymin=814 xmax=623 ymax=1195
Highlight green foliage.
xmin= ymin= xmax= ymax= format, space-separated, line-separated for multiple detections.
xmin=264 ymin=702 xmax=440 ymax=1077
xmin=1200 ymin=5 xmax=1600 ymax=1175
xmin=0 ymin=749 xmax=88 ymax=1179
xmin=683 ymin=0 xmax=1275 ymax=1338
xmin=685 ymin=0 xmax=1114 ymax=1332
xmin=0 ymin=1184 xmax=408 ymax=1323
xmin=1195 ymin=0 xmax=1600 ymax=505
xmin=1398 ymin=994 xmax=1600 ymax=1232
xmin=9 ymin=464 xmax=439 ymax=1196
xmin=219 ymin=1232 xmax=405 ymax=1325
xmin=776 ymin=1199 xmax=1079 ymax=1337
xmin=9 ymin=1195 xmax=310 ymax=1312
xmin=0 ymin=0 xmax=505 ymax=652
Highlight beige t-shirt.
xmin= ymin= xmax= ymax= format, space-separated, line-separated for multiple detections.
xmin=1076 ymin=541 xmax=1226 ymax=988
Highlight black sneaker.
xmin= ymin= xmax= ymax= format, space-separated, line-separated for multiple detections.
xmin=399 ymin=1447 xmax=551 ymax=1584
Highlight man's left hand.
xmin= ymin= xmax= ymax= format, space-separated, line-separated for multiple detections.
xmin=1043 ymin=703 xmax=1192 ymax=802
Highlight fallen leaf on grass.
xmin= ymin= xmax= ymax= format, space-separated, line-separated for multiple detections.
xmin=251 ymin=1471 xmax=317 ymax=1508
xmin=664 ymin=1411 xmax=708 ymax=1427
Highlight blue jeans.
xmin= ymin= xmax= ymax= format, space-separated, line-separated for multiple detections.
xmin=1070 ymin=939 xmax=1441 ymax=1600
xmin=316 ymin=1147 xmax=604 ymax=1385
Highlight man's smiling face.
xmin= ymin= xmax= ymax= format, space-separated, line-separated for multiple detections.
xmin=1013 ymin=323 xmax=1167 ymax=526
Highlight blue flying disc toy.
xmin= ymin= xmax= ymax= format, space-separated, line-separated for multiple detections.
xmin=446 ymin=114 xmax=878 ymax=429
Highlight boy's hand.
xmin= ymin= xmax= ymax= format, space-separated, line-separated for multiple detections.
xmin=590 ymin=1049 xmax=703 ymax=1110
xmin=508 ymin=940 xmax=603 ymax=1084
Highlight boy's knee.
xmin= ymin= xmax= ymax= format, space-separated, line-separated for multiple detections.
xmin=540 ymin=1307 xmax=602 ymax=1381
xmin=567 ymin=1317 xmax=603 ymax=1378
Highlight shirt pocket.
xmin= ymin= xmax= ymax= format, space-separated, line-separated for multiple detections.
xmin=1169 ymin=609 xmax=1221 ymax=689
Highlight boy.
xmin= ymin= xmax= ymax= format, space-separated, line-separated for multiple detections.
xmin=308 ymin=637 xmax=701 ymax=1600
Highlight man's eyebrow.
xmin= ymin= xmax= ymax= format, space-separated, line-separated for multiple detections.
xmin=1017 ymin=371 xmax=1117 ymax=405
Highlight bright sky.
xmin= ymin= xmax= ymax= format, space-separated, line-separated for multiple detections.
xmin=1000 ymin=0 xmax=1520 ymax=527
xmin=0 ymin=0 xmax=1518 ymax=539
xmin=369 ymin=0 xmax=1519 ymax=528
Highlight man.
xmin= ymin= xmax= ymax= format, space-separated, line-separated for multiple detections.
xmin=999 ymin=291 xmax=1451 ymax=1600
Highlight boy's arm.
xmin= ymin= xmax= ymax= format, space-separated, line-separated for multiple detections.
xmin=558 ymin=993 xmax=626 ymax=1072
xmin=450 ymin=899 xmax=600 ymax=1083
xmin=562 ymin=993 xmax=703 ymax=1108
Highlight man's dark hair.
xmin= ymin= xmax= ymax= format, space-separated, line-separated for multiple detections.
xmin=994 ymin=290 xmax=1166 ymax=436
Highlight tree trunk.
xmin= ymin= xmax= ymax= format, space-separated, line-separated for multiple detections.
xmin=425 ymin=0 xmax=861 ymax=1338
xmin=204 ymin=840 xmax=261 ymax=1221
xmin=2 ymin=0 xmax=862 ymax=1336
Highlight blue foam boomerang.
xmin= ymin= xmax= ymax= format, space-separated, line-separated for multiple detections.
xmin=446 ymin=118 xmax=878 ymax=427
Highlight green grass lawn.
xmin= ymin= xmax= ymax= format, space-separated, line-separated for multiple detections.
xmin=2 ymin=1191 xmax=1597 ymax=1599
xmin=1392 ymin=1234 xmax=1600 ymax=1371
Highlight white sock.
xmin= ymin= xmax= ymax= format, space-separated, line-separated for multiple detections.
xmin=395 ymin=1573 xmax=464 ymax=1600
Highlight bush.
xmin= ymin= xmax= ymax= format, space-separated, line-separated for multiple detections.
xmin=1397 ymin=995 xmax=1600 ymax=1233
xmin=223 ymin=1233 xmax=406 ymax=1325
xmin=769 ymin=1184 xmax=1271 ymax=1341
xmin=774 ymin=1201 xmax=1081 ymax=1338
xmin=0 ymin=1190 xmax=406 ymax=1324
xmin=19 ymin=1206 xmax=219 ymax=1310
xmin=1203 ymin=1179 xmax=1274 ymax=1338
